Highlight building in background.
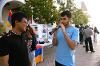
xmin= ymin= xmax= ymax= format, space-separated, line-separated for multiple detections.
xmin=81 ymin=1 xmax=87 ymax=11
xmin=81 ymin=1 xmax=94 ymax=27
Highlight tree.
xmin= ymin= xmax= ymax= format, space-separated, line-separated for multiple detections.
xmin=59 ymin=0 xmax=89 ymax=25
xmin=19 ymin=3 xmax=32 ymax=18
xmin=51 ymin=6 xmax=59 ymax=23
xmin=59 ymin=3 xmax=66 ymax=12
xmin=72 ymin=9 xmax=89 ymax=25
xmin=66 ymin=0 xmax=75 ymax=11
xmin=19 ymin=0 xmax=59 ymax=24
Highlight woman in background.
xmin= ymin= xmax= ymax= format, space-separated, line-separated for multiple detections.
xmin=22 ymin=25 xmax=37 ymax=66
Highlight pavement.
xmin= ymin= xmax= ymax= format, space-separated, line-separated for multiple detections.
xmin=37 ymin=35 xmax=100 ymax=66
xmin=36 ymin=44 xmax=100 ymax=66
xmin=0 ymin=35 xmax=100 ymax=66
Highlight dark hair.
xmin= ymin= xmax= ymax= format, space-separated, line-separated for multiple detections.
xmin=60 ymin=10 xmax=71 ymax=18
xmin=75 ymin=25 xmax=79 ymax=28
xmin=11 ymin=12 xmax=27 ymax=27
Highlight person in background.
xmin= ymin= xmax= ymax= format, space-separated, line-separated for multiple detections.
xmin=22 ymin=25 xmax=37 ymax=66
xmin=93 ymin=26 xmax=99 ymax=43
xmin=79 ymin=24 xmax=84 ymax=44
xmin=84 ymin=25 xmax=95 ymax=53
xmin=75 ymin=25 xmax=80 ymax=45
xmin=0 ymin=12 xmax=31 ymax=66
xmin=52 ymin=10 xmax=79 ymax=66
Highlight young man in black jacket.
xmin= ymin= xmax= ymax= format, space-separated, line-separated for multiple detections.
xmin=0 ymin=12 xmax=31 ymax=66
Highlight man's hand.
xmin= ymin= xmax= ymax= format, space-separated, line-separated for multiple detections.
xmin=60 ymin=24 xmax=65 ymax=32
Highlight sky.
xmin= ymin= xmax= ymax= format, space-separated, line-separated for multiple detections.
xmin=55 ymin=0 xmax=100 ymax=28
xmin=75 ymin=0 xmax=100 ymax=38
xmin=83 ymin=0 xmax=100 ymax=23
xmin=82 ymin=0 xmax=100 ymax=29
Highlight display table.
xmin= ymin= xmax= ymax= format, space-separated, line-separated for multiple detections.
xmin=38 ymin=42 xmax=53 ymax=48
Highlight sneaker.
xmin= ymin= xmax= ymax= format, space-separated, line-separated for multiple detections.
xmin=83 ymin=46 xmax=85 ymax=47
xmin=86 ymin=51 xmax=89 ymax=53
xmin=91 ymin=51 xmax=95 ymax=53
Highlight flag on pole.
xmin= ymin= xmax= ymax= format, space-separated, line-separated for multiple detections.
xmin=8 ymin=10 xmax=12 ymax=24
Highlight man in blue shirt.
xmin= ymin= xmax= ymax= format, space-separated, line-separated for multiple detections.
xmin=52 ymin=11 xmax=79 ymax=66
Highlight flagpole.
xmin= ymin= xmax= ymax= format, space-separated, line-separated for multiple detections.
xmin=32 ymin=12 xmax=33 ymax=24
xmin=31 ymin=7 xmax=34 ymax=24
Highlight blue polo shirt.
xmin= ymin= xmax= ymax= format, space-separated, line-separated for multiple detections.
xmin=55 ymin=26 xmax=79 ymax=66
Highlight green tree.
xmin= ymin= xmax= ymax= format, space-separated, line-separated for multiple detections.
xmin=72 ymin=9 xmax=89 ymax=25
xmin=51 ymin=6 xmax=59 ymax=23
xmin=58 ymin=0 xmax=89 ymax=25
xmin=19 ymin=3 xmax=32 ymax=18
xmin=20 ymin=0 xmax=59 ymax=24
xmin=66 ymin=0 xmax=75 ymax=11
xmin=59 ymin=3 xmax=66 ymax=12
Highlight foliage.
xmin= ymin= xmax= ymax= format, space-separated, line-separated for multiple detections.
xmin=72 ymin=9 xmax=89 ymax=25
xmin=19 ymin=0 xmax=59 ymax=24
xmin=59 ymin=3 xmax=66 ymax=12
xmin=59 ymin=0 xmax=89 ymax=25
xmin=19 ymin=0 xmax=89 ymax=25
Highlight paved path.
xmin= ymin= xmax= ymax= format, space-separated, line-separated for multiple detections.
xmin=36 ymin=44 xmax=100 ymax=66
xmin=0 ymin=35 xmax=100 ymax=66
xmin=37 ymin=36 xmax=100 ymax=66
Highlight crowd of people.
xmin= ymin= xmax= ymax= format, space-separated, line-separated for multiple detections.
xmin=75 ymin=24 xmax=99 ymax=53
